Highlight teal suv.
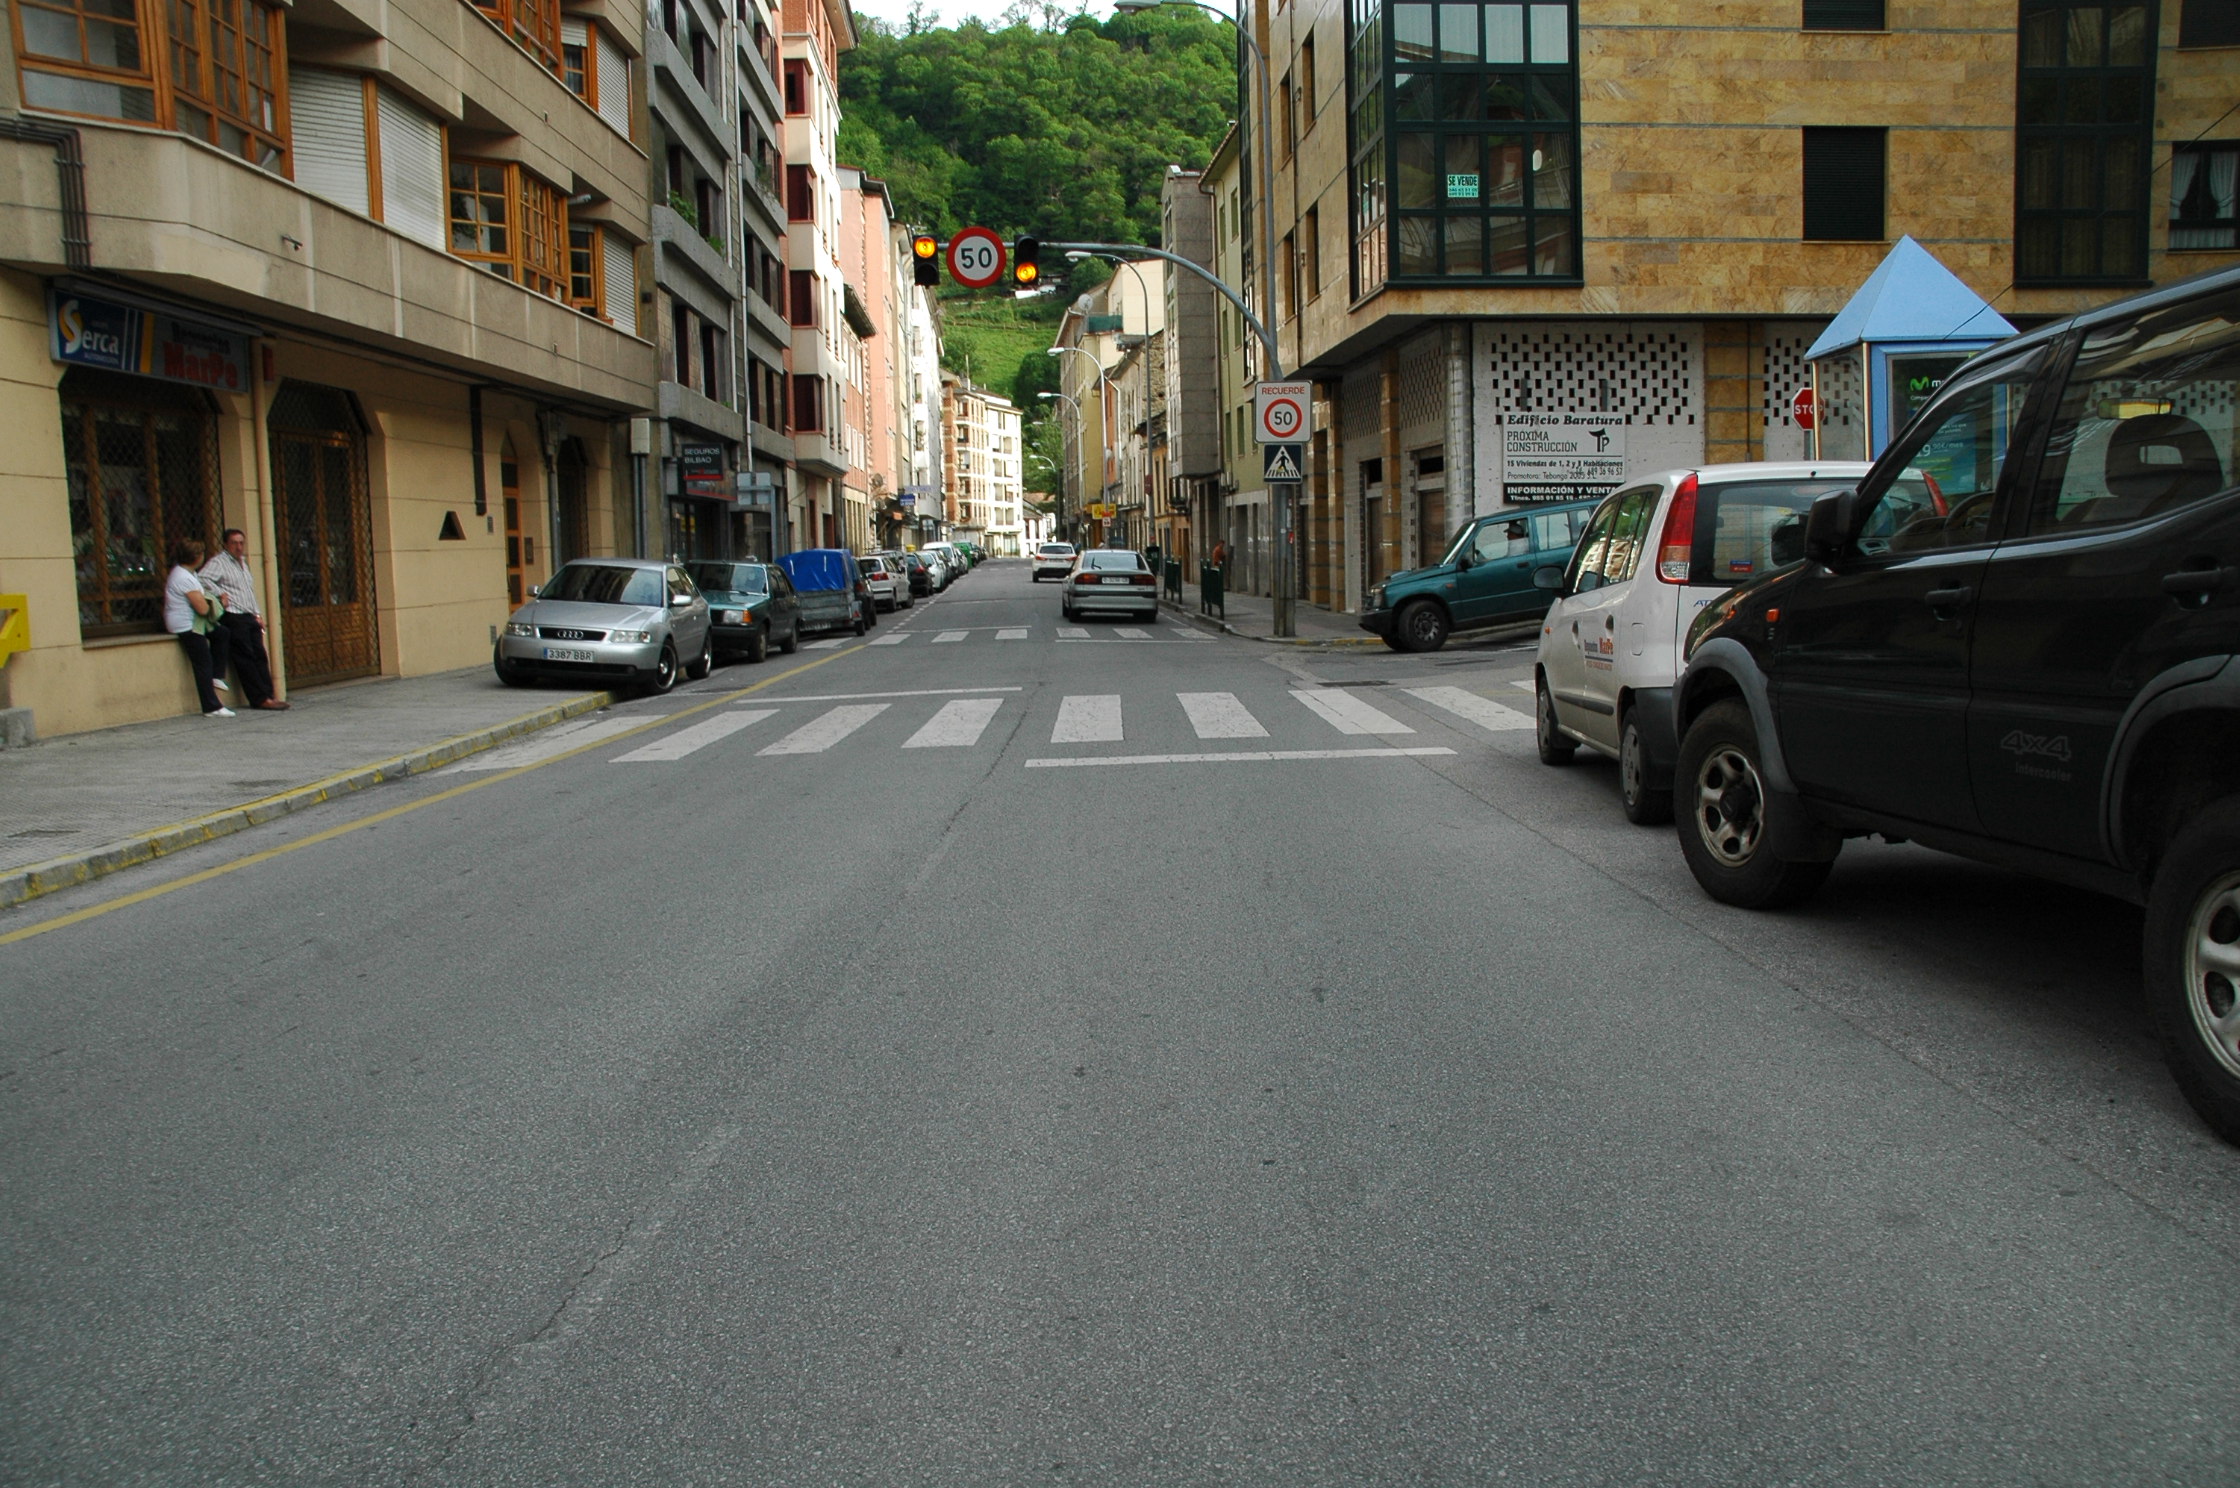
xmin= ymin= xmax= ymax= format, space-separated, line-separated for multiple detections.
xmin=1360 ymin=499 xmax=1600 ymax=652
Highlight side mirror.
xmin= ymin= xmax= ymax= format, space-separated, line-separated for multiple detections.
xmin=1802 ymin=490 xmax=1859 ymax=566
xmin=527 ymin=584 xmax=541 ymax=599
xmin=1454 ymin=549 xmax=1476 ymax=571
xmin=670 ymin=592 xmax=693 ymax=607
xmin=1532 ymin=565 xmax=1564 ymax=591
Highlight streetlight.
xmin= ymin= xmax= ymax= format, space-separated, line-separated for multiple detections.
xmin=1037 ymin=389 xmax=1080 ymax=541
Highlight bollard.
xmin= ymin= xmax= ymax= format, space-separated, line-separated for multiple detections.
xmin=1199 ymin=562 xmax=1224 ymax=619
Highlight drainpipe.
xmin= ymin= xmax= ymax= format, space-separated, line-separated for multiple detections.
xmin=0 ymin=119 xmax=91 ymax=270
xmin=537 ymin=408 xmax=567 ymax=572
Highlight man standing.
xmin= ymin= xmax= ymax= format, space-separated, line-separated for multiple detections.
xmin=199 ymin=528 xmax=289 ymax=711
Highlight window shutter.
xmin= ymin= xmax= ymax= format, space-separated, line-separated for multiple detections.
xmin=603 ymin=231 xmax=638 ymax=333
xmin=561 ymin=17 xmax=587 ymax=46
xmin=594 ymin=28 xmax=632 ymax=137
xmin=377 ymin=87 xmax=447 ymax=252
xmin=288 ymin=67 xmax=370 ymax=216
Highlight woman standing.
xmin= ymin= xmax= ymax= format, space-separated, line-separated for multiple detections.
xmin=163 ymin=539 xmax=233 ymax=718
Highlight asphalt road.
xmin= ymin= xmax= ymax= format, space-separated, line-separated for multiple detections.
xmin=3 ymin=559 xmax=2235 ymax=1485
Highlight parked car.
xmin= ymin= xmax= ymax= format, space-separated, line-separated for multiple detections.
xmin=897 ymin=550 xmax=934 ymax=597
xmin=686 ymin=559 xmax=801 ymax=663
xmin=1032 ymin=541 xmax=1078 ymax=581
xmin=494 ymin=558 xmax=711 ymax=693
xmin=858 ymin=553 xmax=906 ymax=612
xmin=922 ymin=542 xmax=966 ymax=581
xmin=1061 ymin=548 xmax=1159 ymax=622
xmin=876 ymin=552 xmax=918 ymax=607
xmin=920 ymin=548 xmax=955 ymax=591
xmin=775 ymin=549 xmax=871 ymax=636
xmin=1671 ymin=264 xmax=2240 ymax=1142
xmin=1533 ymin=462 xmax=1881 ymax=823
xmin=1358 ymin=497 xmax=1602 ymax=652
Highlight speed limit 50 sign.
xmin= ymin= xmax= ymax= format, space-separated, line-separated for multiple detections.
xmin=1255 ymin=381 xmax=1311 ymax=444
xmin=945 ymin=227 xmax=1006 ymax=289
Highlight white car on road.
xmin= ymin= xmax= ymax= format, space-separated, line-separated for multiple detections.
xmin=1031 ymin=542 xmax=1078 ymax=581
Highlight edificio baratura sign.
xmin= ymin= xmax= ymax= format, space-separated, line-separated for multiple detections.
xmin=49 ymin=288 xmax=250 ymax=393
xmin=1500 ymin=412 xmax=1628 ymax=501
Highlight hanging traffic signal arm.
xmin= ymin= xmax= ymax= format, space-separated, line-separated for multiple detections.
xmin=1044 ymin=240 xmax=1283 ymax=379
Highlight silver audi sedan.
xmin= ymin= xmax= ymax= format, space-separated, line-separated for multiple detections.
xmin=493 ymin=557 xmax=713 ymax=694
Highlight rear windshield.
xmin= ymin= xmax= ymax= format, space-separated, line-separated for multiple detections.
xmin=687 ymin=562 xmax=767 ymax=596
xmin=1039 ymin=544 xmax=1075 ymax=556
xmin=1082 ymin=550 xmax=1146 ymax=571
xmin=543 ymin=564 xmax=662 ymax=606
xmin=1689 ymin=477 xmax=1925 ymax=585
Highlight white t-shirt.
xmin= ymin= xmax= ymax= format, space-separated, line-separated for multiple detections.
xmin=162 ymin=565 xmax=207 ymax=635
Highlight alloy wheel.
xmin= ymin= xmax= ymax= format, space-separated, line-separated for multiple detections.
xmin=1694 ymin=744 xmax=1765 ymax=867
xmin=2185 ymin=871 xmax=2240 ymax=1081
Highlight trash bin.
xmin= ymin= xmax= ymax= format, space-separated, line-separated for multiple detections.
xmin=1199 ymin=562 xmax=1224 ymax=619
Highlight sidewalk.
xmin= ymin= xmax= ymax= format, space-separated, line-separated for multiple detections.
xmin=1162 ymin=577 xmax=1382 ymax=647
xmin=0 ymin=669 xmax=616 ymax=907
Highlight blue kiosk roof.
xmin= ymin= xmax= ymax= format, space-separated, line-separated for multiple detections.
xmin=1805 ymin=236 xmax=2016 ymax=360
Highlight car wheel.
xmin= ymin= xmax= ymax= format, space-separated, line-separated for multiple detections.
xmin=748 ymin=625 xmax=768 ymax=664
xmin=1396 ymin=599 xmax=1448 ymax=653
xmin=647 ymin=642 xmax=679 ymax=695
xmin=2145 ymin=798 xmax=2240 ymax=1146
xmin=686 ymin=633 xmax=713 ymax=680
xmin=1674 ymin=699 xmax=1833 ymax=909
xmin=852 ymin=611 xmax=867 ymax=637
xmin=779 ymin=621 xmax=800 ymax=655
xmin=1619 ymin=711 xmax=1673 ymax=825
xmin=1535 ymin=676 xmax=1575 ymax=765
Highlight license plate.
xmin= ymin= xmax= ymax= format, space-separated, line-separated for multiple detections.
xmin=542 ymin=646 xmax=594 ymax=662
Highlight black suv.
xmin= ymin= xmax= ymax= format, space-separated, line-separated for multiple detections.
xmin=1673 ymin=265 xmax=2240 ymax=1142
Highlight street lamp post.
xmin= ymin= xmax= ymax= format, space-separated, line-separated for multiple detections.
xmin=1036 ymin=389 xmax=1080 ymax=542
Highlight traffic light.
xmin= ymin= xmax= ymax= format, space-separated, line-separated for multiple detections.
xmin=1012 ymin=236 xmax=1040 ymax=288
xmin=912 ymin=232 xmax=939 ymax=287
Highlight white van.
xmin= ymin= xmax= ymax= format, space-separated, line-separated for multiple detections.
xmin=1533 ymin=462 xmax=1883 ymax=823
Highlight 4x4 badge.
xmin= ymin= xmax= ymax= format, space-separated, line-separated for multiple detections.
xmin=2000 ymin=729 xmax=2072 ymax=762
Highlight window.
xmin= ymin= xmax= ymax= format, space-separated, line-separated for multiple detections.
xmin=789 ymin=268 xmax=816 ymax=326
xmin=469 ymin=0 xmax=560 ymax=74
xmin=792 ymin=374 xmax=823 ymax=432
xmin=1855 ymin=352 xmax=2045 ymax=554
xmin=672 ymin=301 xmax=692 ymax=385
xmin=568 ymin=223 xmax=602 ymax=316
xmin=1304 ymin=205 xmax=1322 ymax=300
xmin=1802 ymin=0 xmax=1883 ymax=27
xmin=784 ymin=58 xmax=808 ymax=114
xmin=449 ymin=158 xmax=570 ymax=300
xmin=1351 ymin=0 xmax=1581 ymax=291
xmin=700 ymin=320 xmax=728 ymax=403
xmin=1301 ymin=31 xmax=1317 ymax=127
xmin=786 ymin=163 xmax=814 ymax=222
xmin=1281 ymin=230 xmax=1298 ymax=319
xmin=61 ymin=369 xmax=223 ymax=637
xmin=12 ymin=0 xmax=287 ymax=167
xmin=2025 ymin=286 xmax=2240 ymax=535
xmin=2172 ymin=145 xmax=2238 ymax=251
xmin=1802 ymin=126 xmax=1884 ymax=240
xmin=2015 ymin=1 xmax=2155 ymax=284
xmin=562 ymin=23 xmax=589 ymax=98
xmin=2179 ymin=0 xmax=2240 ymax=47
xmin=1280 ymin=68 xmax=1296 ymax=160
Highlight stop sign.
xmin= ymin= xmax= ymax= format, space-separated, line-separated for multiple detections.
xmin=1791 ymin=387 xmax=1817 ymax=430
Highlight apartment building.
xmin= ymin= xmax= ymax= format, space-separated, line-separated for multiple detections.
xmin=779 ymin=0 xmax=860 ymax=551
xmin=1051 ymin=262 xmax=1163 ymax=549
xmin=838 ymin=167 xmax=904 ymax=546
xmin=736 ymin=0 xmax=792 ymax=557
xmin=1161 ymin=163 xmax=1219 ymax=570
xmin=904 ymin=280 xmax=943 ymax=543
xmin=0 ymin=0 xmax=657 ymax=736
xmin=940 ymin=374 xmax=1022 ymax=550
xmin=1109 ymin=326 xmax=1167 ymax=555
xmin=1237 ymin=0 xmax=2240 ymax=616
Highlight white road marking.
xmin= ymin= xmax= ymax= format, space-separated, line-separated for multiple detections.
xmin=611 ymin=709 xmax=776 ymax=761
xmin=1058 ymin=626 xmax=1089 ymax=639
xmin=752 ymin=686 xmax=1020 ymax=705
xmin=803 ymin=638 xmax=847 ymax=650
xmin=1026 ymin=747 xmax=1455 ymax=769
xmin=1403 ymin=685 xmax=1534 ymax=732
xmin=1115 ymin=627 xmax=1149 ymax=639
xmin=1051 ymin=695 xmax=1123 ymax=744
xmin=451 ymin=717 xmax=642 ymax=771
xmin=996 ymin=627 xmax=1028 ymax=640
xmin=1510 ymin=678 xmax=1536 ymax=691
xmin=903 ymin=697 xmax=1005 ymax=748
xmin=758 ymin=703 xmax=889 ymax=754
xmin=868 ymin=633 xmax=907 ymax=645
xmin=1293 ymin=688 xmax=1416 ymax=735
xmin=933 ymin=630 xmax=968 ymax=644
xmin=1178 ymin=692 xmax=1268 ymax=739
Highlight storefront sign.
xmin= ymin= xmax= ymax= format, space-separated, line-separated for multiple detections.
xmin=50 ymin=288 xmax=248 ymax=391
xmin=678 ymin=443 xmax=727 ymax=499
xmin=731 ymin=472 xmax=776 ymax=510
xmin=1500 ymin=413 xmax=1628 ymax=501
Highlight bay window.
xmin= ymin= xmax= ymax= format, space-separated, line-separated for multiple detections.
xmin=449 ymin=156 xmax=570 ymax=302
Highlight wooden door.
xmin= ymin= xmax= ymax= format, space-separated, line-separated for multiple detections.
xmin=270 ymin=383 xmax=379 ymax=685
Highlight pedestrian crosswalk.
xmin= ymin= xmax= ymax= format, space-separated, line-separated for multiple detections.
xmin=555 ymin=684 xmax=1534 ymax=768
xmin=805 ymin=624 xmax=1209 ymax=647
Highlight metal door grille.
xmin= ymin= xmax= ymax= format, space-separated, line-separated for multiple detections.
xmin=61 ymin=369 xmax=222 ymax=637
xmin=269 ymin=381 xmax=379 ymax=684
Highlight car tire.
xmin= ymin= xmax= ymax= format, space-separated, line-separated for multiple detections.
xmin=1396 ymin=599 xmax=1448 ymax=653
xmin=647 ymin=643 xmax=679 ymax=696
xmin=1674 ymin=699 xmax=1834 ymax=910
xmin=1139 ymin=608 xmax=1157 ymax=624
xmin=2145 ymin=798 xmax=2240 ymax=1146
xmin=1535 ymin=676 xmax=1575 ymax=765
xmin=1619 ymin=711 xmax=1673 ymax=825
xmin=779 ymin=621 xmax=800 ymax=655
xmin=748 ymin=625 xmax=768 ymax=664
xmin=686 ymin=634 xmax=713 ymax=680
xmin=852 ymin=611 xmax=867 ymax=637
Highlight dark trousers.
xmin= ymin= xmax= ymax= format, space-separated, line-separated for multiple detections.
xmin=218 ymin=611 xmax=275 ymax=706
xmin=174 ymin=627 xmax=231 ymax=713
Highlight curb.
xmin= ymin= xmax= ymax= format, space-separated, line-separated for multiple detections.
xmin=0 ymin=688 xmax=618 ymax=911
xmin=1160 ymin=595 xmax=1385 ymax=649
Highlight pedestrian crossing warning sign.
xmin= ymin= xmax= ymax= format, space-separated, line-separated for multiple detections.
xmin=1261 ymin=443 xmax=1304 ymax=482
